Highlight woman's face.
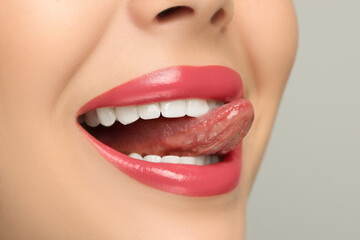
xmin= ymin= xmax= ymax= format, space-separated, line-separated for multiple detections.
xmin=0 ymin=0 xmax=297 ymax=239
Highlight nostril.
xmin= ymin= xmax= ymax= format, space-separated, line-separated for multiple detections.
xmin=156 ymin=6 xmax=194 ymax=22
xmin=210 ymin=8 xmax=225 ymax=25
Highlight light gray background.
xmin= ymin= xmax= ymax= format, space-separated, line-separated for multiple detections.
xmin=247 ymin=0 xmax=360 ymax=239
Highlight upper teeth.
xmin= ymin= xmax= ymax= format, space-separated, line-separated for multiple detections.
xmin=83 ymin=99 xmax=224 ymax=127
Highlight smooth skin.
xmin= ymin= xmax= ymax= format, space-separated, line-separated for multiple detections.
xmin=0 ymin=0 xmax=297 ymax=239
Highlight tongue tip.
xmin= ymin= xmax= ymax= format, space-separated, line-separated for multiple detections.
xmin=155 ymin=98 xmax=253 ymax=156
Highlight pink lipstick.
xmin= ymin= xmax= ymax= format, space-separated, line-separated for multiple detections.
xmin=77 ymin=65 xmax=254 ymax=196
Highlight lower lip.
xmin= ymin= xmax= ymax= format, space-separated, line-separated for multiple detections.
xmin=79 ymin=125 xmax=242 ymax=196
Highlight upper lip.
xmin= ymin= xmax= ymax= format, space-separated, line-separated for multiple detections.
xmin=77 ymin=65 xmax=254 ymax=196
xmin=77 ymin=65 xmax=244 ymax=116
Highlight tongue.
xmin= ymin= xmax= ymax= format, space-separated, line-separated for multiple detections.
xmin=91 ymin=99 xmax=254 ymax=157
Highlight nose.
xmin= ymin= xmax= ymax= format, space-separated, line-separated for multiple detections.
xmin=128 ymin=0 xmax=234 ymax=32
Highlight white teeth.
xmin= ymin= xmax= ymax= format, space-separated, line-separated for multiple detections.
xmin=160 ymin=100 xmax=186 ymax=118
xmin=208 ymin=100 xmax=224 ymax=110
xmin=84 ymin=110 xmax=100 ymax=127
xmin=211 ymin=155 xmax=220 ymax=164
xmin=194 ymin=156 xmax=206 ymax=166
xmin=82 ymin=99 xmax=225 ymax=127
xmin=127 ymin=153 xmax=220 ymax=165
xmin=204 ymin=156 xmax=212 ymax=165
xmin=128 ymin=153 xmax=143 ymax=160
xmin=137 ymin=103 xmax=161 ymax=120
xmin=143 ymin=155 xmax=162 ymax=163
xmin=115 ymin=106 xmax=139 ymax=125
xmin=180 ymin=156 xmax=196 ymax=165
xmin=162 ymin=155 xmax=180 ymax=163
xmin=186 ymin=99 xmax=210 ymax=117
xmin=96 ymin=107 xmax=116 ymax=127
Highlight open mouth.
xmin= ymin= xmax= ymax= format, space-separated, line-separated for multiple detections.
xmin=79 ymin=98 xmax=252 ymax=165
xmin=77 ymin=66 xmax=254 ymax=196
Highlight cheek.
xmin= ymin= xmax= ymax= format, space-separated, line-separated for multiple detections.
xmin=234 ymin=0 xmax=298 ymax=99
xmin=0 ymin=2 xmax=118 ymax=207
xmin=229 ymin=0 xmax=298 ymax=192
xmin=0 ymin=1 xmax=115 ymax=115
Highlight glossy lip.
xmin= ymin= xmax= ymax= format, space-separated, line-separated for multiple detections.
xmin=77 ymin=65 xmax=253 ymax=196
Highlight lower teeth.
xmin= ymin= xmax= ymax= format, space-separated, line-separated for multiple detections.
xmin=128 ymin=153 xmax=220 ymax=166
